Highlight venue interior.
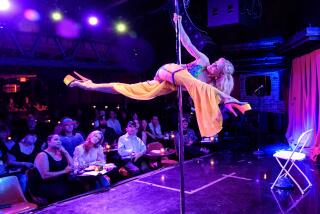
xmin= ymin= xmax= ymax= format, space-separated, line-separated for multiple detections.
xmin=0 ymin=0 xmax=320 ymax=213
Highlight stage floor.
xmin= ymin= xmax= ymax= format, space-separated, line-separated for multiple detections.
xmin=33 ymin=152 xmax=320 ymax=214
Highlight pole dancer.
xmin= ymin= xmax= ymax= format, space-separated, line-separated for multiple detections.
xmin=63 ymin=17 xmax=251 ymax=139
xmin=64 ymin=6 xmax=251 ymax=213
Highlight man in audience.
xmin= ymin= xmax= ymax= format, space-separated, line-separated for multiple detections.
xmin=59 ymin=117 xmax=84 ymax=157
xmin=107 ymin=110 xmax=122 ymax=136
xmin=118 ymin=121 xmax=147 ymax=176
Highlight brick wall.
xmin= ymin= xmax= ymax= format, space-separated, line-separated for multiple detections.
xmin=240 ymin=71 xmax=286 ymax=113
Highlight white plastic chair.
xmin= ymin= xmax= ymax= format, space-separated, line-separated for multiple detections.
xmin=271 ymin=129 xmax=313 ymax=194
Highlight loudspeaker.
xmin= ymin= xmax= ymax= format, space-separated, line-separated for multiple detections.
xmin=208 ymin=0 xmax=257 ymax=28
xmin=208 ymin=0 xmax=240 ymax=27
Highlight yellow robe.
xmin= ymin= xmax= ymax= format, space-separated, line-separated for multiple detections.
xmin=113 ymin=69 xmax=250 ymax=137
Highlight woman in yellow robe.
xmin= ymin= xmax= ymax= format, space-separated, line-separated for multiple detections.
xmin=65 ymin=14 xmax=250 ymax=137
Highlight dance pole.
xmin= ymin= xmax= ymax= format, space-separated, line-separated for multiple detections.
xmin=174 ymin=0 xmax=185 ymax=213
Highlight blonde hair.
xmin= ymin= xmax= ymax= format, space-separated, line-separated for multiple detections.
xmin=215 ymin=58 xmax=234 ymax=95
xmin=86 ymin=130 xmax=104 ymax=148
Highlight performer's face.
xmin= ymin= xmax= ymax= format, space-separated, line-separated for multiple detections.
xmin=207 ymin=58 xmax=224 ymax=78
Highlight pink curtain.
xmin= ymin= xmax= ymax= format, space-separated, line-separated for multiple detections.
xmin=286 ymin=49 xmax=320 ymax=161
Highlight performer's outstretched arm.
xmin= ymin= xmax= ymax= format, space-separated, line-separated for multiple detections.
xmin=173 ymin=13 xmax=209 ymax=63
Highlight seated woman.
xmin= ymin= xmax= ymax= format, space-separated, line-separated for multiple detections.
xmin=7 ymin=134 xmax=39 ymax=169
xmin=34 ymin=134 xmax=83 ymax=203
xmin=65 ymin=14 xmax=250 ymax=138
xmin=137 ymin=119 xmax=155 ymax=145
xmin=73 ymin=130 xmax=110 ymax=190
xmin=7 ymin=133 xmax=41 ymax=192
xmin=0 ymin=125 xmax=15 ymax=152
xmin=0 ymin=125 xmax=15 ymax=165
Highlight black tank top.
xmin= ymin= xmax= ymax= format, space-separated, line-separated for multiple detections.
xmin=10 ymin=143 xmax=40 ymax=163
xmin=43 ymin=151 xmax=68 ymax=172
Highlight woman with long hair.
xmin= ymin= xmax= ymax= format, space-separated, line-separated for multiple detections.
xmin=73 ymin=130 xmax=110 ymax=189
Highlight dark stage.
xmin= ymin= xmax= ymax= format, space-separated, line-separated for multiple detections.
xmin=32 ymin=152 xmax=320 ymax=214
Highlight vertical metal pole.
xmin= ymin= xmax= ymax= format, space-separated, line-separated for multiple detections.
xmin=174 ymin=1 xmax=185 ymax=214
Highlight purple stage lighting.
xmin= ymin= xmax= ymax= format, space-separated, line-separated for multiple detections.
xmin=56 ymin=18 xmax=80 ymax=39
xmin=24 ymin=9 xmax=40 ymax=21
xmin=88 ymin=16 xmax=98 ymax=26
xmin=0 ymin=0 xmax=10 ymax=11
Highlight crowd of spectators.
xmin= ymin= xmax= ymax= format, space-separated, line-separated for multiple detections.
xmin=0 ymin=106 xmax=210 ymax=206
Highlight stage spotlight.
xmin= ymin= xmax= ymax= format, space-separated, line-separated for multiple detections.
xmin=51 ymin=11 xmax=62 ymax=21
xmin=24 ymin=9 xmax=40 ymax=21
xmin=0 ymin=0 xmax=10 ymax=11
xmin=88 ymin=16 xmax=98 ymax=26
xmin=56 ymin=18 xmax=80 ymax=39
xmin=115 ymin=21 xmax=128 ymax=34
xmin=263 ymin=173 xmax=267 ymax=180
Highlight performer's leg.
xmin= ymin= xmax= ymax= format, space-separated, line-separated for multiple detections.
xmin=86 ymin=82 xmax=118 ymax=94
xmin=64 ymin=73 xmax=118 ymax=94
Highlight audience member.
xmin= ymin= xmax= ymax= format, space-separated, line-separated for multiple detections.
xmin=73 ymin=130 xmax=110 ymax=189
xmin=148 ymin=115 xmax=163 ymax=140
xmin=119 ymin=110 xmax=129 ymax=131
xmin=174 ymin=116 xmax=208 ymax=159
xmin=118 ymin=121 xmax=147 ymax=176
xmin=137 ymin=119 xmax=154 ymax=145
xmin=132 ymin=112 xmax=139 ymax=121
xmin=107 ymin=111 xmax=122 ymax=135
xmin=7 ymin=133 xmax=40 ymax=169
xmin=59 ymin=117 xmax=84 ymax=157
xmin=99 ymin=124 xmax=118 ymax=148
xmin=7 ymin=133 xmax=41 ymax=191
xmin=0 ymin=125 xmax=15 ymax=164
xmin=0 ymin=125 xmax=15 ymax=151
xmin=93 ymin=110 xmax=108 ymax=129
xmin=34 ymin=134 xmax=83 ymax=203
xmin=73 ymin=130 xmax=105 ymax=166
